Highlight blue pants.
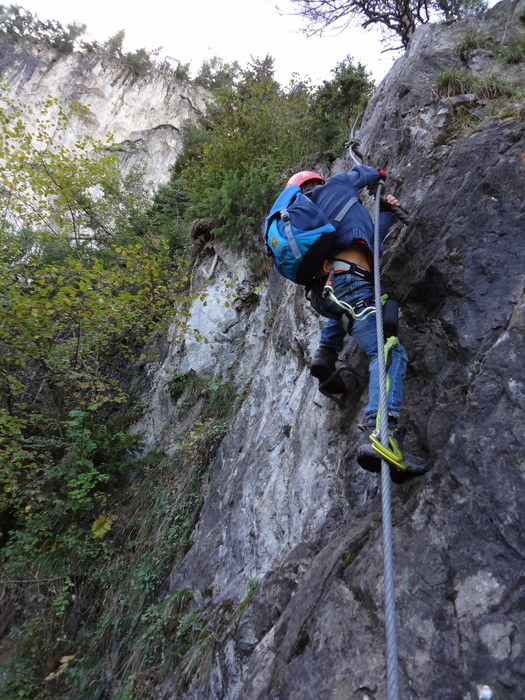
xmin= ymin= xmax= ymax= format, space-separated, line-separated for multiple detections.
xmin=318 ymin=274 xmax=407 ymax=420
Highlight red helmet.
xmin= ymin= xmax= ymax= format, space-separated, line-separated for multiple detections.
xmin=286 ymin=171 xmax=325 ymax=188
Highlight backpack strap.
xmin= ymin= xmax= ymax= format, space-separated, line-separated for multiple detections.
xmin=280 ymin=209 xmax=301 ymax=259
xmin=333 ymin=196 xmax=358 ymax=222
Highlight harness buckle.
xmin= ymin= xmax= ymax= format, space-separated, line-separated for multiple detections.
xmin=322 ymin=259 xmax=347 ymax=275
xmin=321 ymin=259 xmax=373 ymax=282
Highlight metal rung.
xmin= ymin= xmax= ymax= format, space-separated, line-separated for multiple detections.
xmin=317 ymin=365 xmax=366 ymax=406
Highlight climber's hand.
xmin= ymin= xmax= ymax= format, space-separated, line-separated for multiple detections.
xmin=385 ymin=194 xmax=401 ymax=208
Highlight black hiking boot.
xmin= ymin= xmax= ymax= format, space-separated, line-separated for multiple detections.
xmin=310 ymin=347 xmax=347 ymax=395
xmin=356 ymin=416 xmax=429 ymax=482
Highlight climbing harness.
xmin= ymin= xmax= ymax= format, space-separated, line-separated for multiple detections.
xmin=317 ymin=196 xmax=408 ymax=477
xmin=320 ymin=261 xmax=396 ymax=335
xmin=320 ymin=259 xmax=377 ymax=329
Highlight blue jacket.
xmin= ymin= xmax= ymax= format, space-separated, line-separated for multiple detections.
xmin=309 ymin=164 xmax=396 ymax=258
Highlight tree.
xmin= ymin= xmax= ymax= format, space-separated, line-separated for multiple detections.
xmin=314 ymin=56 xmax=374 ymax=151
xmin=244 ymin=54 xmax=277 ymax=84
xmin=122 ymin=46 xmax=156 ymax=75
xmin=103 ymin=28 xmax=125 ymax=56
xmin=194 ymin=56 xmax=242 ymax=91
xmin=169 ymin=52 xmax=374 ymax=244
xmin=0 ymin=5 xmax=87 ymax=52
xmin=285 ymin=0 xmax=487 ymax=49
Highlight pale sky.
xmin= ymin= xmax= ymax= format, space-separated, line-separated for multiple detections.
xmin=20 ymin=0 xmax=399 ymax=85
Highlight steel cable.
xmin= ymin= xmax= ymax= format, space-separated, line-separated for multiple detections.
xmin=373 ymin=181 xmax=400 ymax=700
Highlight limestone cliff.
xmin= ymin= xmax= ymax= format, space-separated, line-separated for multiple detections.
xmin=131 ymin=2 xmax=525 ymax=698
xmin=0 ymin=37 xmax=209 ymax=187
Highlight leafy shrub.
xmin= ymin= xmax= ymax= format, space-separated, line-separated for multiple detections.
xmin=194 ymin=56 xmax=242 ymax=90
xmin=122 ymin=47 xmax=158 ymax=76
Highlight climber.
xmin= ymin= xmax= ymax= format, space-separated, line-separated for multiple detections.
xmin=287 ymin=166 xmax=427 ymax=478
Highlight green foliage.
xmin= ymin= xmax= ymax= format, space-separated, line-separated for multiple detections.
xmin=143 ymin=173 xmax=191 ymax=253
xmin=433 ymin=69 xmax=475 ymax=97
xmin=235 ymin=576 xmax=259 ymax=615
xmin=342 ymin=551 xmax=359 ymax=566
xmin=432 ymin=68 xmax=521 ymax=134
xmin=495 ymin=91 xmax=525 ymax=119
xmin=200 ymin=165 xmax=282 ymax=243
xmin=103 ymin=29 xmax=125 ymax=56
xmin=174 ymin=62 xmax=191 ymax=82
xmin=1 ymin=413 xmax=231 ymax=697
xmin=243 ymin=54 xmax=278 ymax=85
xmin=178 ymin=75 xmax=318 ymax=244
xmin=183 ymin=77 xmax=302 ymax=198
xmin=0 ymin=4 xmax=87 ymax=53
xmin=122 ymin=46 xmax=159 ymax=76
xmin=313 ymin=56 xmax=374 ymax=158
xmin=172 ymin=120 xmax=214 ymax=178
xmin=0 ymin=88 xmax=190 ymax=578
xmin=165 ymin=55 xmax=373 ymax=247
xmin=194 ymin=56 xmax=242 ymax=90
xmin=67 ymin=420 xmax=226 ymax=695
xmin=246 ymin=576 xmax=259 ymax=596
xmin=169 ymin=372 xmax=193 ymax=401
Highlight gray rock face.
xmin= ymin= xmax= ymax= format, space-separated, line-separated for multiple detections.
xmin=151 ymin=3 xmax=525 ymax=699
xmin=0 ymin=38 xmax=209 ymax=187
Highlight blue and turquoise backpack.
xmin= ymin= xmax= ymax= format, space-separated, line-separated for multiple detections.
xmin=264 ymin=184 xmax=359 ymax=286
xmin=264 ymin=185 xmax=336 ymax=286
